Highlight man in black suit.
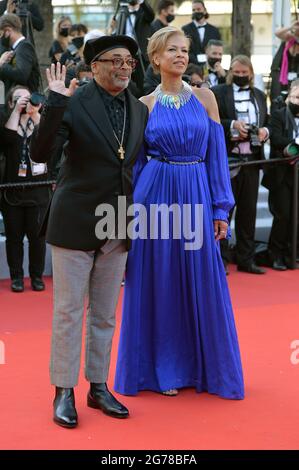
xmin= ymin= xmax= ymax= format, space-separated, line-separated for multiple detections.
xmin=206 ymin=39 xmax=227 ymax=87
xmin=182 ymin=0 xmax=221 ymax=65
xmin=151 ymin=0 xmax=175 ymax=34
xmin=262 ymin=81 xmax=299 ymax=270
xmin=112 ymin=0 xmax=155 ymax=93
xmin=0 ymin=13 xmax=40 ymax=94
xmin=30 ymin=36 xmax=148 ymax=428
xmin=0 ymin=0 xmax=44 ymax=34
xmin=212 ymin=55 xmax=269 ymax=274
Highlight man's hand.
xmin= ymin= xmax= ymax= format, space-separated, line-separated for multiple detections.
xmin=214 ymin=62 xmax=226 ymax=78
xmin=7 ymin=0 xmax=17 ymax=13
xmin=0 ymin=51 xmax=14 ymax=67
xmin=46 ymin=62 xmax=77 ymax=97
xmin=233 ymin=120 xmax=249 ymax=140
xmin=214 ymin=220 xmax=228 ymax=241
xmin=258 ymin=127 xmax=268 ymax=143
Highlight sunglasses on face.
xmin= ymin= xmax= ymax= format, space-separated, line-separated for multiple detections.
xmin=93 ymin=57 xmax=138 ymax=70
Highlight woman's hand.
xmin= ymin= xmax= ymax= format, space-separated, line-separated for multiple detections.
xmin=46 ymin=62 xmax=77 ymax=97
xmin=214 ymin=220 xmax=228 ymax=241
xmin=15 ymin=96 xmax=29 ymax=115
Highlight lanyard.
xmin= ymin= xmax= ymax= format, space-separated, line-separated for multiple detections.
xmin=19 ymin=118 xmax=33 ymax=164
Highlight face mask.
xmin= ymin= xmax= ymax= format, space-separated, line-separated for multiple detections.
xmin=1 ymin=33 xmax=10 ymax=48
xmin=192 ymin=12 xmax=205 ymax=22
xmin=289 ymin=101 xmax=299 ymax=116
xmin=72 ymin=37 xmax=84 ymax=50
xmin=60 ymin=27 xmax=70 ymax=37
xmin=166 ymin=14 xmax=175 ymax=23
xmin=208 ymin=57 xmax=221 ymax=68
xmin=233 ymin=75 xmax=250 ymax=87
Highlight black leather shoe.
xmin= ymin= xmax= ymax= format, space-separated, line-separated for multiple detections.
xmin=53 ymin=387 xmax=78 ymax=428
xmin=237 ymin=263 xmax=266 ymax=274
xmin=11 ymin=279 xmax=24 ymax=293
xmin=87 ymin=383 xmax=129 ymax=419
xmin=273 ymin=257 xmax=288 ymax=271
xmin=31 ymin=277 xmax=45 ymax=291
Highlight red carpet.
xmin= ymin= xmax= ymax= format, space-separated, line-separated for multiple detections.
xmin=0 ymin=267 xmax=299 ymax=450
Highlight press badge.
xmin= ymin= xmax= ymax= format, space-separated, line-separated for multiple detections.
xmin=288 ymin=72 xmax=297 ymax=82
xmin=18 ymin=163 xmax=27 ymax=177
xmin=30 ymin=161 xmax=47 ymax=176
xmin=197 ymin=54 xmax=207 ymax=64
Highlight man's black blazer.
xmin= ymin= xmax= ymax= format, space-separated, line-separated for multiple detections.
xmin=262 ymin=106 xmax=294 ymax=190
xmin=30 ymin=80 xmax=148 ymax=251
xmin=212 ymin=83 xmax=268 ymax=158
xmin=0 ymin=0 xmax=44 ymax=31
xmin=0 ymin=38 xmax=40 ymax=93
xmin=182 ymin=22 xmax=221 ymax=65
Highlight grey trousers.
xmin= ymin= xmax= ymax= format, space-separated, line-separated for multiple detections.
xmin=50 ymin=240 xmax=127 ymax=388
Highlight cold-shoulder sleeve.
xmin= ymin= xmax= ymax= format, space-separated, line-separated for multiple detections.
xmin=205 ymin=118 xmax=235 ymax=222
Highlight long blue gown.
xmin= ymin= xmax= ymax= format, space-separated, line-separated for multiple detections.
xmin=114 ymin=94 xmax=244 ymax=400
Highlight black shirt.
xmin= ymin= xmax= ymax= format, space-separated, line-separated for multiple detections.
xmin=95 ymin=81 xmax=130 ymax=147
xmin=151 ymin=19 xmax=167 ymax=35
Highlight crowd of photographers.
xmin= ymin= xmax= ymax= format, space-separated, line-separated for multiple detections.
xmin=0 ymin=0 xmax=298 ymax=292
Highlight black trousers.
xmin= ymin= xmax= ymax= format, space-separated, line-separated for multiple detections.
xmin=221 ymin=164 xmax=260 ymax=267
xmin=1 ymin=202 xmax=47 ymax=280
xmin=268 ymin=179 xmax=298 ymax=259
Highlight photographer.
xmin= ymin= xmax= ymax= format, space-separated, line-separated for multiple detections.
xmin=0 ymin=0 xmax=44 ymax=34
xmin=0 ymin=13 xmax=40 ymax=94
xmin=0 ymin=84 xmax=50 ymax=293
xmin=212 ymin=55 xmax=269 ymax=274
xmin=262 ymin=80 xmax=299 ymax=270
xmin=60 ymin=23 xmax=88 ymax=68
xmin=49 ymin=16 xmax=72 ymax=64
xmin=182 ymin=1 xmax=221 ymax=65
xmin=111 ymin=0 xmax=155 ymax=93
xmin=270 ymin=20 xmax=299 ymax=109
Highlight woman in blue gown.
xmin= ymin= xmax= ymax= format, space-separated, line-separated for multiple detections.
xmin=114 ymin=27 xmax=244 ymax=400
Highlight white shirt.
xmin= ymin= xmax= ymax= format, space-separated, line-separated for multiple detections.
xmin=12 ymin=36 xmax=26 ymax=50
xmin=231 ymin=83 xmax=258 ymax=155
xmin=193 ymin=20 xmax=207 ymax=43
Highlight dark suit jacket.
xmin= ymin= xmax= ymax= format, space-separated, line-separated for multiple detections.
xmin=0 ymin=0 xmax=44 ymax=31
xmin=123 ymin=1 xmax=154 ymax=62
xmin=182 ymin=22 xmax=221 ymax=65
xmin=30 ymin=80 xmax=148 ymax=251
xmin=212 ymin=83 xmax=268 ymax=158
xmin=262 ymin=107 xmax=294 ymax=190
xmin=0 ymin=38 xmax=40 ymax=94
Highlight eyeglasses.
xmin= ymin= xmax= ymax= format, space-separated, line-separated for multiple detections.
xmin=94 ymin=57 xmax=138 ymax=70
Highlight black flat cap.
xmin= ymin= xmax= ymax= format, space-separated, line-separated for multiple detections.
xmin=83 ymin=35 xmax=138 ymax=65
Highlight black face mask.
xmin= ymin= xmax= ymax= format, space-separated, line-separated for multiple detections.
xmin=60 ymin=27 xmax=70 ymax=37
xmin=289 ymin=101 xmax=299 ymax=116
xmin=166 ymin=14 xmax=175 ymax=23
xmin=1 ymin=33 xmax=10 ymax=48
xmin=208 ymin=57 xmax=221 ymax=68
xmin=72 ymin=36 xmax=84 ymax=50
xmin=233 ymin=75 xmax=250 ymax=87
xmin=192 ymin=12 xmax=205 ymax=22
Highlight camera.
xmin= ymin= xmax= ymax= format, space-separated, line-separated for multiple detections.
xmin=283 ymin=141 xmax=299 ymax=159
xmin=230 ymin=124 xmax=261 ymax=149
xmin=246 ymin=124 xmax=262 ymax=149
xmin=13 ymin=92 xmax=45 ymax=114
xmin=13 ymin=0 xmax=29 ymax=18
xmin=272 ymin=91 xmax=288 ymax=109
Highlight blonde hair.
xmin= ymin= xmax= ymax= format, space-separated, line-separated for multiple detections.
xmin=148 ymin=26 xmax=190 ymax=74
xmin=226 ymin=55 xmax=255 ymax=88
